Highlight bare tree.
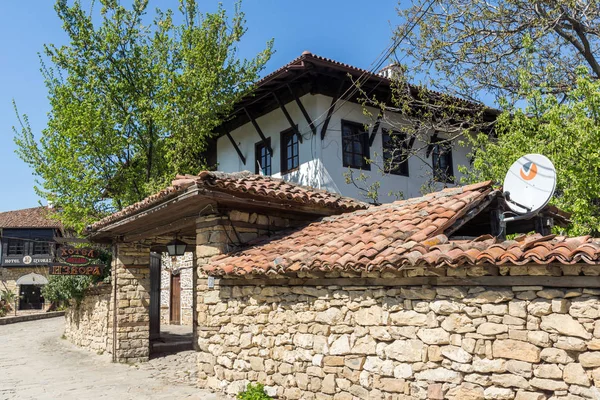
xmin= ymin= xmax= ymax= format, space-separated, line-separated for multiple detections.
xmin=396 ymin=0 xmax=600 ymax=103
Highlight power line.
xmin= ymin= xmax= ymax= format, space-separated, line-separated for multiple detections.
xmin=288 ymin=1 xmax=436 ymax=145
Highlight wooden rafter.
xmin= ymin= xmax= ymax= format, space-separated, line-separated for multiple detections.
xmin=287 ymin=84 xmax=316 ymax=135
xmin=368 ymin=111 xmax=383 ymax=147
xmin=244 ymin=107 xmax=273 ymax=156
xmin=272 ymin=92 xmax=303 ymax=143
xmin=225 ymin=132 xmax=246 ymax=165
xmin=320 ymin=79 xmax=346 ymax=140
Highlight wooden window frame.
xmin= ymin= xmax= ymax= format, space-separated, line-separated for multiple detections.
xmin=382 ymin=129 xmax=410 ymax=177
xmin=7 ymin=239 xmax=25 ymax=256
xmin=280 ymin=127 xmax=300 ymax=174
xmin=431 ymin=138 xmax=454 ymax=183
xmin=255 ymin=138 xmax=272 ymax=176
xmin=341 ymin=120 xmax=370 ymax=170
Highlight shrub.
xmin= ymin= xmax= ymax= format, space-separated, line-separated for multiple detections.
xmin=237 ymin=383 xmax=272 ymax=400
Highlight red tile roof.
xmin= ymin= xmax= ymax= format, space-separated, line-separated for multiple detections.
xmin=205 ymin=181 xmax=499 ymax=276
xmin=205 ymin=182 xmax=600 ymax=276
xmin=88 ymin=171 xmax=367 ymax=231
xmin=0 ymin=207 xmax=62 ymax=229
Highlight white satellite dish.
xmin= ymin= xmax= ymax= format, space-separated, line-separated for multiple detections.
xmin=503 ymin=154 xmax=556 ymax=215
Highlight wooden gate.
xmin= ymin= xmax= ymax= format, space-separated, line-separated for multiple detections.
xmin=149 ymin=253 xmax=161 ymax=340
xmin=170 ymin=273 xmax=181 ymax=325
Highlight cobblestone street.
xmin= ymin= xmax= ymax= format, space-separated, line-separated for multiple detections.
xmin=0 ymin=318 xmax=228 ymax=400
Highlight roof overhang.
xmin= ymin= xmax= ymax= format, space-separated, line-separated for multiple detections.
xmin=87 ymin=182 xmax=358 ymax=246
xmin=216 ymin=52 xmax=501 ymax=135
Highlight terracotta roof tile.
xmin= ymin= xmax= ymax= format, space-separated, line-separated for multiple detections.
xmin=89 ymin=171 xmax=367 ymax=231
xmin=0 ymin=207 xmax=62 ymax=229
xmin=206 ymin=181 xmax=500 ymax=276
xmin=205 ymin=181 xmax=600 ymax=276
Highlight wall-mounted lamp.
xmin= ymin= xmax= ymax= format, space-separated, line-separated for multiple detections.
xmin=166 ymin=237 xmax=187 ymax=257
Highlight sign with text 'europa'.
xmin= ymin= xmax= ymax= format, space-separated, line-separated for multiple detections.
xmin=49 ymin=246 xmax=106 ymax=276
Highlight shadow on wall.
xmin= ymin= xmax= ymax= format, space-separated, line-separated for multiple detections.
xmin=276 ymin=159 xmax=341 ymax=194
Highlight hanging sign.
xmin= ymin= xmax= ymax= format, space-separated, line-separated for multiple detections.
xmin=49 ymin=246 xmax=106 ymax=276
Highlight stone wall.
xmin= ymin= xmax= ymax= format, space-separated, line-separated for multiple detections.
xmin=196 ymin=268 xmax=600 ymax=399
xmin=64 ymin=284 xmax=112 ymax=354
xmin=112 ymin=243 xmax=151 ymax=363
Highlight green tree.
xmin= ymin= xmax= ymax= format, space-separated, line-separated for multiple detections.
xmin=464 ymin=67 xmax=600 ymax=235
xmin=14 ymin=0 xmax=272 ymax=232
xmin=395 ymin=0 xmax=600 ymax=103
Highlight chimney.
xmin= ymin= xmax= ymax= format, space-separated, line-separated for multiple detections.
xmin=378 ymin=63 xmax=404 ymax=80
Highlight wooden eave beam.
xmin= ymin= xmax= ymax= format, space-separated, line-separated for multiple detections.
xmin=244 ymin=107 xmax=273 ymax=156
xmin=368 ymin=111 xmax=383 ymax=147
xmin=272 ymin=92 xmax=303 ymax=143
xmin=225 ymin=132 xmax=246 ymax=165
xmin=287 ymin=84 xmax=316 ymax=136
xmin=320 ymin=79 xmax=346 ymax=140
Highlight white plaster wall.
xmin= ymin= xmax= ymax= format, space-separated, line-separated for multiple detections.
xmin=318 ymin=96 xmax=472 ymax=202
xmin=216 ymin=93 xmax=473 ymax=203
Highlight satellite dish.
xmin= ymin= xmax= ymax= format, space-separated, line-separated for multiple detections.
xmin=503 ymin=154 xmax=556 ymax=215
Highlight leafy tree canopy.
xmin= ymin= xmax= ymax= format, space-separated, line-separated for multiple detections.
xmin=464 ymin=67 xmax=600 ymax=236
xmin=14 ymin=0 xmax=273 ymax=232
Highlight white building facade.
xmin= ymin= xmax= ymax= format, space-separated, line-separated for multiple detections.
xmin=214 ymin=52 xmax=497 ymax=203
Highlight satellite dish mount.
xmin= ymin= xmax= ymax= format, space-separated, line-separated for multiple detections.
xmin=499 ymin=154 xmax=557 ymax=234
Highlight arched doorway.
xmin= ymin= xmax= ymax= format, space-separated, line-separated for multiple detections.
xmin=15 ymin=273 xmax=49 ymax=310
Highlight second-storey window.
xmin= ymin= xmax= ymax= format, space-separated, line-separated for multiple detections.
xmin=255 ymin=138 xmax=272 ymax=176
xmin=342 ymin=120 xmax=370 ymax=170
xmin=33 ymin=241 xmax=50 ymax=255
xmin=431 ymin=138 xmax=454 ymax=183
xmin=7 ymin=239 xmax=25 ymax=256
xmin=280 ymin=128 xmax=299 ymax=174
xmin=382 ymin=130 xmax=410 ymax=176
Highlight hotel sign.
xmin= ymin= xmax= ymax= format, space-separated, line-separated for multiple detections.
xmin=2 ymin=255 xmax=53 ymax=266
xmin=49 ymin=246 xmax=105 ymax=276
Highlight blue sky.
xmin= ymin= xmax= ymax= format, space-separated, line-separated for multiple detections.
xmin=0 ymin=0 xmax=401 ymax=212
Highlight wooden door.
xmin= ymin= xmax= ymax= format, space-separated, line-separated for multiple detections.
xmin=149 ymin=253 xmax=161 ymax=340
xmin=170 ymin=274 xmax=181 ymax=325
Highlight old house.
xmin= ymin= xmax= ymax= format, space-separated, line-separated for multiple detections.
xmin=213 ymin=52 xmax=499 ymax=203
xmin=0 ymin=206 xmax=62 ymax=310
xmin=162 ymin=52 xmax=500 ymax=327
xmin=63 ymin=170 xmax=600 ymax=399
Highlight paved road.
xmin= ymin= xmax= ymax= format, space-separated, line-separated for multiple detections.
xmin=0 ymin=318 xmax=224 ymax=400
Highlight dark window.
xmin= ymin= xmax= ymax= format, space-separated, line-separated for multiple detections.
xmin=431 ymin=138 xmax=454 ymax=183
xmin=382 ymin=130 xmax=410 ymax=176
xmin=255 ymin=138 xmax=272 ymax=176
xmin=342 ymin=120 xmax=370 ymax=170
xmin=7 ymin=239 xmax=25 ymax=256
xmin=33 ymin=241 xmax=50 ymax=255
xmin=280 ymin=128 xmax=299 ymax=174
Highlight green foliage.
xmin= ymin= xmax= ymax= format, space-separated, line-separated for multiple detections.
xmin=42 ymin=275 xmax=94 ymax=304
xmin=1 ymin=289 xmax=17 ymax=305
xmin=237 ymin=383 xmax=272 ymax=400
xmin=0 ymin=289 xmax=17 ymax=316
xmin=13 ymin=0 xmax=273 ymax=232
xmin=464 ymin=67 xmax=600 ymax=235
